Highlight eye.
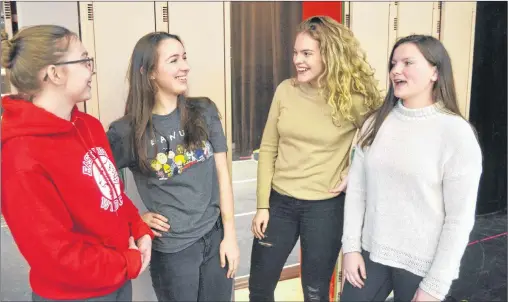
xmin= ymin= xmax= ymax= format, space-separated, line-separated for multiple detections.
xmin=404 ymin=61 xmax=413 ymax=66
xmin=304 ymin=52 xmax=311 ymax=57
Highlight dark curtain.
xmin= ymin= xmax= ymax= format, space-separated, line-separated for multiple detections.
xmin=468 ymin=1 xmax=507 ymax=215
xmin=231 ymin=2 xmax=302 ymax=159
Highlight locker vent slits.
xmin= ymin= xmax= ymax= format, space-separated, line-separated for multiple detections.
xmin=3 ymin=3 xmax=11 ymax=19
xmin=87 ymin=4 xmax=94 ymax=21
xmin=163 ymin=6 xmax=168 ymax=23
xmin=345 ymin=14 xmax=350 ymax=27
xmin=393 ymin=18 xmax=398 ymax=31
xmin=437 ymin=20 xmax=441 ymax=34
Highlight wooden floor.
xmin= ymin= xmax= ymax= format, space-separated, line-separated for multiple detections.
xmin=235 ymin=278 xmax=304 ymax=301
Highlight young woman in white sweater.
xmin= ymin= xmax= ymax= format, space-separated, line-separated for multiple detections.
xmin=341 ymin=35 xmax=483 ymax=302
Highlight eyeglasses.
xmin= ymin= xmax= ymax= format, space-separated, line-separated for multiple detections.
xmin=43 ymin=57 xmax=95 ymax=81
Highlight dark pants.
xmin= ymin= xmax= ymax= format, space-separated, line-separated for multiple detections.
xmin=341 ymin=251 xmax=423 ymax=302
xmin=149 ymin=219 xmax=233 ymax=302
xmin=249 ymin=190 xmax=345 ymax=302
xmin=32 ymin=281 xmax=132 ymax=302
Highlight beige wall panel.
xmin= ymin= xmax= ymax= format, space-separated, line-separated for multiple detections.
xmin=397 ymin=2 xmax=435 ymax=38
xmin=168 ymin=2 xmax=227 ymax=131
xmin=350 ymin=2 xmax=391 ymax=93
xmin=16 ymin=2 xmax=80 ymax=34
xmin=223 ymin=2 xmax=233 ymax=174
xmin=440 ymin=2 xmax=476 ymax=119
xmin=79 ymin=2 xmax=99 ymax=115
xmin=92 ymin=2 xmax=156 ymax=129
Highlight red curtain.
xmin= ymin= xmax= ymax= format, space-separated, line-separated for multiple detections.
xmin=302 ymin=1 xmax=342 ymax=23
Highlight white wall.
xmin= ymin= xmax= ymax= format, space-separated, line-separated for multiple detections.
xmin=16 ymin=2 xmax=80 ymax=34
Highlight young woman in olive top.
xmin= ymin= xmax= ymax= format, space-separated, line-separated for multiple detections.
xmin=249 ymin=16 xmax=382 ymax=301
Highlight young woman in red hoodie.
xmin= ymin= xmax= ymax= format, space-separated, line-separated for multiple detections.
xmin=1 ymin=25 xmax=154 ymax=301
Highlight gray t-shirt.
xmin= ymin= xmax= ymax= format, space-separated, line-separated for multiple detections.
xmin=107 ymin=98 xmax=228 ymax=253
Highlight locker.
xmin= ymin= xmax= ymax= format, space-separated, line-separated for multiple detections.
xmin=440 ymin=2 xmax=477 ymax=119
xmin=396 ymin=2 xmax=436 ymax=38
xmin=167 ymin=2 xmax=227 ymax=128
xmin=348 ymin=2 xmax=392 ymax=92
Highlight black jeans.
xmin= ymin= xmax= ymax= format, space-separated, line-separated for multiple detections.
xmin=341 ymin=251 xmax=424 ymax=302
xmin=149 ymin=218 xmax=233 ymax=302
xmin=32 ymin=281 xmax=132 ymax=302
xmin=249 ymin=190 xmax=345 ymax=302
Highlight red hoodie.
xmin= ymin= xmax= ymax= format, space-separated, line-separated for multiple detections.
xmin=1 ymin=95 xmax=154 ymax=300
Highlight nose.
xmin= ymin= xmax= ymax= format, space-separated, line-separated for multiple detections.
xmin=180 ymin=60 xmax=190 ymax=72
xmin=390 ymin=62 xmax=402 ymax=77
xmin=293 ymin=53 xmax=304 ymax=65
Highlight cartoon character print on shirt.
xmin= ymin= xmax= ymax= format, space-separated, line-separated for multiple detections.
xmin=149 ymin=130 xmax=213 ymax=180
xmin=82 ymin=147 xmax=124 ymax=212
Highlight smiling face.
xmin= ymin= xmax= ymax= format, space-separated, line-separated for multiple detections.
xmin=390 ymin=42 xmax=438 ymax=104
xmin=152 ymin=38 xmax=190 ymax=96
xmin=293 ymin=32 xmax=324 ymax=86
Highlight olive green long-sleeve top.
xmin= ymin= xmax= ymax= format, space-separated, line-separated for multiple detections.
xmin=256 ymin=79 xmax=369 ymax=208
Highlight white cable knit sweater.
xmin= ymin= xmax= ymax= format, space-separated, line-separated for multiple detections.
xmin=342 ymin=100 xmax=483 ymax=300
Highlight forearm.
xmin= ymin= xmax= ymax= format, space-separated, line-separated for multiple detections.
xmin=214 ymin=153 xmax=237 ymax=239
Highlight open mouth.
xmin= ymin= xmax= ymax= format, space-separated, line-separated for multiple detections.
xmin=87 ymin=80 xmax=92 ymax=88
xmin=296 ymin=67 xmax=310 ymax=74
xmin=393 ymin=79 xmax=407 ymax=87
xmin=175 ymin=75 xmax=187 ymax=83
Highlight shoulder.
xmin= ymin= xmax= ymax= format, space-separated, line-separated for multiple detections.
xmin=107 ymin=115 xmax=132 ymax=137
xmin=185 ymin=96 xmax=221 ymax=118
xmin=438 ymin=112 xmax=482 ymax=158
xmin=2 ymin=138 xmax=42 ymax=177
xmin=276 ymin=78 xmax=297 ymax=96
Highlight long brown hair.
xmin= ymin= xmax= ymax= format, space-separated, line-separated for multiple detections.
xmin=124 ymin=32 xmax=210 ymax=173
xmin=296 ymin=16 xmax=383 ymax=125
xmin=1 ymin=25 xmax=76 ymax=96
xmin=359 ymin=34 xmax=471 ymax=148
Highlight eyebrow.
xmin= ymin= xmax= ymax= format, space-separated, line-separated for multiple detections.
xmin=81 ymin=51 xmax=89 ymax=58
xmin=294 ymin=49 xmax=314 ymax=53
xmin=166 ymin=52 xmax=186 ymax=60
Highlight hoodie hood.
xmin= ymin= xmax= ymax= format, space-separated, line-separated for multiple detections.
xmin=1 ymin=94 xmax=80 ymax=144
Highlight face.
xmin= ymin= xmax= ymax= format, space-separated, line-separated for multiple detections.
xmin=152 ymin=38 xmax=190 ymax=96
xmin=390 ymin=42 xmax=438 ymax=102
xmin=58 ymin=38 xmax=94 ymax=103
xmin=293 ymin=32 xmax=324 ymax=86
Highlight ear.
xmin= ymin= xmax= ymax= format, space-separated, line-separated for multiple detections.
xmin=431 ymin=67 xmax=438 ymax=82
xmin=45 ymin=65 xmax=66 ymax=86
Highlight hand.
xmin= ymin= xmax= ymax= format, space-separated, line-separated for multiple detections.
xmin=141 ymin=212 xmax=170 ymax=237
xmin=412 ymin=288 xmax=440 ymax=302
xmin=136 ymin=234 xmax=152 ymax=277
xmin=330 ymin=174 xmax=348 ymax=194
xmin=251 ymin=209 xmax=269 ymax=239
xmin=220 ymin=236 xmax=240 ymax=279
xmin=128 ymin=236 xmax=143 ymax=277
xmin=343 ymin=252 xmax=366 ymax=288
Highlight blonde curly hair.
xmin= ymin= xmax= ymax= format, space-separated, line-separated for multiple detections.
xmin=296 ymin=16 xmax=382 ymax=125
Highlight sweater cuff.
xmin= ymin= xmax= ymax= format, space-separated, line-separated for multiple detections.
xmin=342 ymin=237 xmax=362 ymax=254
xmin=419 ymin=275 xmax=450 ymax=301
xmin=122 ymin=249 xmax=142 ymax=280
xmin=131 ymin=218 xmax=155 ymax=241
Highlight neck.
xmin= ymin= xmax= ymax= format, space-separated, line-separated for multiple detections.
xmin=153 ymin=91 xmax=179 ymax=115
xmin=32 ymin=90 xmax=74 ymax=121
xmin=401 ymin=88 xmax=434 ymax=109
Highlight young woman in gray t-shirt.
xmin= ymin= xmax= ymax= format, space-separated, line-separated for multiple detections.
xmin=107 ymin=32 xmax=239 ymax=302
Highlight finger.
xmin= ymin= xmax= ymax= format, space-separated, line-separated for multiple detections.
xmin=261 ymin=220 xmax=268 ymax=234
xmin=345 ymin=273 xmax=357 ymax=288
xmin=352 ymin=270 xmax=365 ymax=287
xmin=151 ymin=220 xmax=170 ymax=232
xmin=227 ymin=258 xmax=234 ymax=278
xmin=153 ymin=213 xmax=168 ymax=222
xmin=254 ymin=221 xmax=262 ymax=239
xmin=128 ymin=236 xmax=136 ymax=248
xmin=152 ymin=217 xmax=171 ymax=230
xmin=152 ymin=230 xmax=162 ymax=237
xmin=359 ymin=261 xmax=367 ymax=279
xmin=220 ymin=250 xmax=226 ymax=268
